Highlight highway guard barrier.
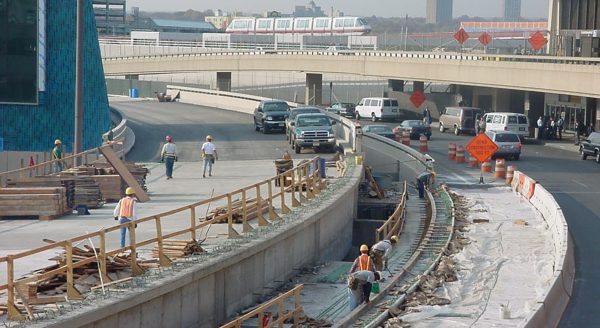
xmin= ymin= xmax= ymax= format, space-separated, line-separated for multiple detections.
xmin=402 ymin=131 xmax=410 ymax=146
xmin=506 ymin=165 xmax=515 ymax=184
xmin=419 ymin=135 xmax=428 ymax=152
xmin=448 ymin=143 xmax=456 ymax=160
xmin=494 ymin=158 xmax=506 ymax=179
xmin=455 ymin=145 xmax=465 ymax=163
xmin=481 ymin=159 xmax=492 ymax=173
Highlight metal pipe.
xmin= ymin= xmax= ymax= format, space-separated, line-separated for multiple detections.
xmin=74 ymin=0 xmax=84 ymax=163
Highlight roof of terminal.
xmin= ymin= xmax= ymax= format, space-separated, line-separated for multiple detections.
xmin=151 ymin=18 xmax=216 ymax=30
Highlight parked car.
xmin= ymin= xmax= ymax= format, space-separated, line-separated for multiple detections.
xmin=393 ymin=120 xmax=432 ymax=140
xmin=254 ymin=100 xmax=290 ymax=134
xmin=363 ymin=125 xmax=396 ymax=139
xmin=484 ymin=112 xmax=530 ymax=139
xmin=291 ymin=113 xmax=337 ymax=154
xmin=579 ymin=132 xmax=600 ymax=163
xmin=439 ymin=106 xmax=483 ymax=135
xmin=286 ymin=106 xmax=321 ymax=142
xmin=355 ymin=97 xmax=401 ymax=122
xmin=485 ymin=130 xmax=522 ymax=160
xmin=326 ymin=102 xmax=356 ymax=118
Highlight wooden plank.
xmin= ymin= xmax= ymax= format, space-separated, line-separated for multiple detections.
xmin=0 ymin=187 xmax=64 ymax=194
xmin=99 ymin=147 xmax=149 ymax=202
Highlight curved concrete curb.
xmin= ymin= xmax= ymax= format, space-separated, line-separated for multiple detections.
xmin=104 ymin=107 xmax=135 ymax=156
xmin=511 ymin=171 xmax=575 ymax=327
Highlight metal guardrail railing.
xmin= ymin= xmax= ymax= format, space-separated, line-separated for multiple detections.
xmin=375 ymin=181 xmax=408 ymax=243
xmin=220 ymin=284 xmax=304 ymax=328
xmin=0 ymin=157 xmax=326 ymax=321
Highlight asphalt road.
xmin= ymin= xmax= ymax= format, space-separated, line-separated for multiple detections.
xmin=359 ymin=118 xmax=600 ymax=327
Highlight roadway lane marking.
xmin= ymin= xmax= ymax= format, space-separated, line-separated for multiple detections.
xmin=571 ymin=179 xmax=588 ymax=188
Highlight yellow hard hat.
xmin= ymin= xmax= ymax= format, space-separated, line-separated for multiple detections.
xmin=390 ymin=235 xmax=399 ymax=243
xmin=54 ymin=139 xmax=62 ymax=145
xmin=360 ymin=244 xmax=369 ymax=253
xmin=125 ymin=187 xmax=135 ymax=195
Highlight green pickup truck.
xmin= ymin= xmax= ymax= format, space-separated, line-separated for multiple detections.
xmin=290 ymin=113 xmax=337 ymax=154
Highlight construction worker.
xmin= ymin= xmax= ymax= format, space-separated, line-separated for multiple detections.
xmin=51 ymin=139 xmax=65 ymax=173
xmin=349 ymin=244 xmax=376 ymax=274
xmin=201 ymin=135 xmax=218 ymax=178
xmin=371 ymin=235 xmax=399 ymax=271
xmin=113 ymin=187 xmax=138 ymax=248
xmin=160 ymin=135 xmax=178 ymax=180
xmin=347 ymin=270 xmax=381 ymax=310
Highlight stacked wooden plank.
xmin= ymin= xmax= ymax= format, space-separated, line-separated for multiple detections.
xmin=92 ymin=162 xmax=149 ymax=192
xmin=0 ymin=187 xmax=68 ymax=220
xmin=70 ymin=177 xmax=103 ymax=209
xmin=152 ymin=240 xmax=203 ymax=259
xmin=91 ymin=175 xmax=122 ymax=201
xmin=202 ymin=198 xmax=272 ymax=224
xmin=6 ymin=177 xmax=76 ymax=209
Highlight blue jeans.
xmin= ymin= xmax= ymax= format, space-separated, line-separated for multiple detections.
xmin=347 ymin=288 xmax=359 ymax=310
xmin=203 ymin=155 xmax=214 ymax=176
xmin=165 ymin=157 xmax=175 ymax=178
xmin=119 ymin=217 xmax=131 ymax=247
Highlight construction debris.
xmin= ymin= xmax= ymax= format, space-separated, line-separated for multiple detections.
xmin=365 ymin=166 xmax=385 ymax=199
xmin=202 ymin=198 xmax=271 ymax=224
xmin=291 ymin=313 xmax=333 ymax=327
xmin=152 ymin=239 xmax=203 ymax=259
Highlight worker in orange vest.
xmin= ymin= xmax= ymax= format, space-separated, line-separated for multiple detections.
xmin=113 ymin=187 xmax=138 ymax=247
xmin=349 ymin=244 xmax=376 ymax=274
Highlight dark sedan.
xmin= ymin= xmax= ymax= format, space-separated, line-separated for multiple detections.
xmin=363 ymin=125 xmax=396 ymax=139
xmin=393 ymin=120 xmax=432 ymax=140
xmin=579 ymin=132 xmax=600 ymax=163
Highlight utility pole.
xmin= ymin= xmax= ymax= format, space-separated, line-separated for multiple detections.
xmin=74 ymin=0 xmax=84 ymax=163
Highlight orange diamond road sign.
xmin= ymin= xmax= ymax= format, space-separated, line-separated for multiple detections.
xmin=528 ymin=31 xmax=548 ymax=50
xmin=465 ymin=133 xmax=498 ymax=162
xmin=454 ymin=28 xmax=470 ymax=45
xmin=479 ymin=32 xmax=492 ymax=46
xmin=410 ymin=90 xmax=426 ymax=108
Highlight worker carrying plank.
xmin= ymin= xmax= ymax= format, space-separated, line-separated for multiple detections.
xmin=113 ymin=187 xmax=138 ymax=248
xmin=371 ymin=235 xmax=399 ymax=271
xmin=347 ymin=270 xmax=381 ymax=310
xmin=349 ymin=244 xmax=376 ymax=274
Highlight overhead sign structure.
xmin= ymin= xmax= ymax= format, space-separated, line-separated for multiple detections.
xmin=478 ymin=32 xmax=492 ymax=46
xmin=410 ymin=90 xmax=426 ymax=108
xmin=454 ymin=28 xmax=470 ymax=45
xmin=528 ymin=31 xmax=548 ymax=50
xmin=465 ymin=133 xmax=498 ymax=163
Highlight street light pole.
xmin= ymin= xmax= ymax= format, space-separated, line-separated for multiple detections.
xmin=74 ymin=0 xmax=84 ymax=163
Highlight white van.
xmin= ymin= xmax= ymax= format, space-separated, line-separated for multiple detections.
xmin=483 ymin=112 xmax=530 ymax=139
xmin=355 ymin=97 xmax=400 ymax=122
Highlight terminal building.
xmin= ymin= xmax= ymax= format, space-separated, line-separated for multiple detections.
xmin=502 ymin=0 xmax=521 ymax=21
xmin=426 ymin=0 xmax=453 ymax=25
xmin=92 ymin=0 xmax=127 ymax=35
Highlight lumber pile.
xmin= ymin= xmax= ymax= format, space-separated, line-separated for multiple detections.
xmin=91 ymin=175 xmax=122 ymax=201
xmin=152 ymin=239 xmax=203 ymax=259
xmin=0 ymin=187 xmax=68 ymax=219
xmin=202 ymin=198 xmax=271 ymax=223
xmin=91 ymin=162 xmax=149 ymax=192
xmin=69 ymin=177 xmax=103 ymax=209
xmin=6 ymin=177 xmax=76 ymax=209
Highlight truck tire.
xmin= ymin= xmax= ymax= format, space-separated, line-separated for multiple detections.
xmin=580 ymin=147 xmax=587 ymax=160
xmin=295 ymin=143 xmax=301 ymax=154
xmin=596 ymin=151 xmax=600 ymax=164
xmin=454 ymin=126 xmax=460 ymax=136
xmin=254 ymin=119 xmax=260 ymax=131
xmin=439 ymin=124 xmax=445 ymax=133
xmin=356 ymin=112 xmax=361 ymax=120
xmin=371 ymin=113 xmax=377 ymax=122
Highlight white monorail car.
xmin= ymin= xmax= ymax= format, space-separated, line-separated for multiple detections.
xmin=226 ymin=16 xmax=371 ymax=35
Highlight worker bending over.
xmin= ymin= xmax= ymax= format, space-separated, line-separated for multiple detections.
xmin=113 ymin=187 xmax=138 ymax=248
xmin=371 ymin=235 xmax=399 ymax=271
xmin=347 ymin=270 xmax=381 ymax=310
xmin=349 ymin=244 xmax=376 ymax=274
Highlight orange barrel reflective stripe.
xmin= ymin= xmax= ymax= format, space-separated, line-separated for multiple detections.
xmin=119 ymin=197 xmax=135 ymax=218
xmin=455 ymin=145 xmax=465 ymax=163
xmin=494 ymin=159 xmax=506 ymax=179
xmin=481 ymin=159 xmax=492 ymax=173
xmin=419 ymin=134 xmax=428 ymax=151
xmin=468 ymin=155 xmax=478 ymax=167
xmin=448 ymin=143 xmax=456 ymax=160
xmin=402 ymin=131 xmax=411 ymax=146
xmin=506 ymin=165 xmax=515 ymax=184
xmin=358 ymin=254 xmax=371 ymax=271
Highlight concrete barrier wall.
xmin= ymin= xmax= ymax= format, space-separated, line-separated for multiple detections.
xmin=363 ymin=133 xmax=428 ymax=182
xmin=510 ymin=171 xmax=575 ymax=328
xmin=44 ymin=166 xmax=361 ymax=328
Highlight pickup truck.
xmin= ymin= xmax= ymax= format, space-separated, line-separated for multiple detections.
xmin=580 ymin=132 xmax=600 ymax=163
xmin=290 ymin=113 xmax=337 ymax=154
xmin=285 ymin=107 xmax=321 ymax=143
xmin=254 ymin=100 xmax=289 ymax=134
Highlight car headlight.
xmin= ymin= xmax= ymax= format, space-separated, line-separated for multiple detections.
xmin=266 ymin=116 xmax=273 ymax=121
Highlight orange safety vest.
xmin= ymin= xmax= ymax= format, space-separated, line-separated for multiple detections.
xmin=119 ymin=197 xmax=135 ymax=218
xmin=358 ymin=254 xmax=371 ymax=271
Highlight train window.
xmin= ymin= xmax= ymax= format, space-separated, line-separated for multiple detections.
xmin=234 ymin=20 xmax=249 ymax=29
xmin=315 ymin=19 xmax=328 ymax=28
xmin=296 ymin=20 xmax=310 ymax=28
xmin=356 ymin=18 xmax=368 ymax=27
xmin=277 ymin=20 xmax=291 ymax=28
xmin=334 ymin=19 xmax=344 ymax=28
xmin=344 ymin=18 xmax=354 ymax=27
xmin=257 ymin=20 xmax=271 ymax=29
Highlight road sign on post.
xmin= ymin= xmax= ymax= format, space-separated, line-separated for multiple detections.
xmin=478 ymin=32 xmax=492 ymax=46
xmin=410 ymin=90 xmax=426 ymax=108
xmin=465 ymin=133 xmax=498 ymax=184
xmin=454 ymin=28 xmax=470 ymax=45
xmin=528 ymin=31 xmax=548 ymax=51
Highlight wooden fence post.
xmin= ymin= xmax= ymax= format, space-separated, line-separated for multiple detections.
xmin=190 ymin=206 xmax=197 ymax=241
xmin=155 ymin=216 xmax=173 ymax=267
xmin=290 ymin=170 xmax=300 ymax=207
xmin=267 ymin=179 xmax=279 ymax=220
xmin=128 ymin=223 xmax=145 ymax=276
xmin=65 ymin=240 xmax=82 ymax=300
xmin=227 ymin=194 xmax=240 ymax=238
xmin=256 ymin=184 xmax=269 ymax=226
xmin=99 ymin=231 xmax=112 ymax=283
xmin=280 ymin=175 xmax=290 ymax=214
xmin=242 ymin=190 xmax=253 ymax=232
xmin=6 ymin=256 xmax=24 ymax=321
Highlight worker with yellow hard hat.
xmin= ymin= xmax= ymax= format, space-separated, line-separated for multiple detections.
xmin=113 ymin=187 xmax=138 ymax=247
xmin=349 ymin=244 xmax=375 ymax=274
xmin=51 ymin=139 xmax=65 ymax=173
xmin=371 ymin=235 xmax=399 ymax=271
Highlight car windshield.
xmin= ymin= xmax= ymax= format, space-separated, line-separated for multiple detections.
xmin=368 ymin=126 xmax=392 ymax=134
xmin=495 ymin=133 xmax=520 ymax=142
xmin=297 ymin=116 xmax=330 ymax=127
xmin=290 ymin=108 xmax=319 ymax=119
xmin=405 ymin=120 xmax=424 ymax=127
xmin=342 ymin=103 xmax=355 ymax=108
xmin=263 ymin=102 xmax=288 ymax=112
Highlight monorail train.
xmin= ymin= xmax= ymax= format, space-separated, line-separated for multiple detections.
xmin=225 ymin=16 xmax=371 ymax=35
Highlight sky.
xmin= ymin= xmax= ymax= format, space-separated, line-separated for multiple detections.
xmin=126 ymin=0 xmax=549 ymax=19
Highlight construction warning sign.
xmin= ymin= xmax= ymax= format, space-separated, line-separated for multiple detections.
xmin=465 ymin=133 xmax=498 ymax=162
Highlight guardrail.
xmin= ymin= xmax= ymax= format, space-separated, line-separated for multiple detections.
xmin=220 ymin=284 xmax=304 ymax=328
xmin=0 ymin=157 xmax=326 ymax=321
xmin=375 ymin=181 xmax=408 ymax=242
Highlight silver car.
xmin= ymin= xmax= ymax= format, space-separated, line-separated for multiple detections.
xmin=485 ymin=131 xmax=522 ymax=160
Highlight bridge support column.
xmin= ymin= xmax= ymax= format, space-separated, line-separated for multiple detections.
xmin=217 ymin=72 xmax=232 ymax=92
xmin=305 ymin=73 xmax=322 ymax=105
xmin=388 ymin=79 xmax=404 ymax=92
xmin=413 ymin=81 xmax=424 ymax=93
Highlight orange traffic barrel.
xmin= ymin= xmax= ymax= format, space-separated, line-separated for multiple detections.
xmin=494 ymin=158 xmax=506 ymax=179
xmin=419 ymin=135 xmax=428 ymax=152
xmin=455 ymin=145 xmax=465 ymax=163
xmin=506 ymin=165 xmax=515 ymax=184
xmin=448 ymin=143 xmax=456 ymax=160
xmin=481 ymin=159 xmax=492 ymax=173
xmin=402 ymin=130 xmax=411 ymax=146
xmin=467 ymin=155 xmax=478 ymax=167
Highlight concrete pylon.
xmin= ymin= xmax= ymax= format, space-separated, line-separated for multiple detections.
xmin=217 ymin=72 xmax=232 ymax=92
xmin=388 ymin=79 xmax=404 ymax=92
xmin=305 ymin=73 xmax=322 ymax=105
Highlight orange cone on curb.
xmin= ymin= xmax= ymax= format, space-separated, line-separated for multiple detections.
xmin=506 ymin=165 xmax=515 ymax=184
xmin=494 ymin=158 xmax=506 ymax=179
xmin=467 ymin=155 xmax=478 ymax=167
xmin=481 ymin=159 xmax=492 ymax=173
xmin=455 ymin=145 xmax=465 ymax=163
xmin=419 ymin=135 xmax=428 ymax=152
xmin=448 ymin=143 xmax=456 ymax=160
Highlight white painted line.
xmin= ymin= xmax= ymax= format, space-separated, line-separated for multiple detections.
xmin=571 ymin=179 xmax=588 ymax=188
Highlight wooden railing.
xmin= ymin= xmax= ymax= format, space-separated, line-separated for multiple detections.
xmin=220 ymin=284 xmax=304 ymax=328
xmin=0 ymin=141 xmax=125 ymax=187
xmin=375 ymin=181 xmax=408 ymax=243
xmin=0 ymin=157 xmax=326 ymax=321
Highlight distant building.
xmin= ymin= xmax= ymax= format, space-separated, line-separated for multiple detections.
xmin=502 ymin=0 xmax=521 ymax=21
xmin=294 ymin=1 xmax=326 ymax=17
xmin=205 ymin=15 xmax=232 ymax=30
xmin=426 ymin=0 xmax=453 ymax=25
xmin=92 ymin=0 xmax=127 ymax=35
